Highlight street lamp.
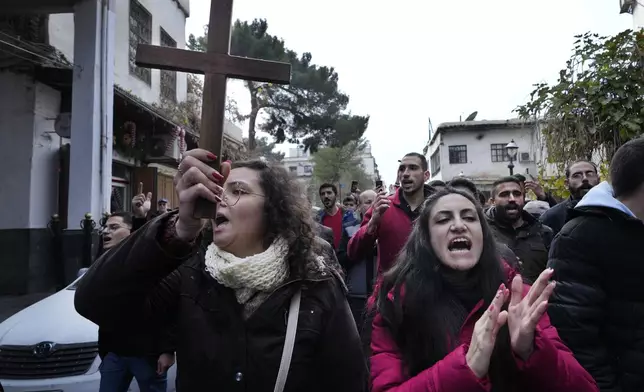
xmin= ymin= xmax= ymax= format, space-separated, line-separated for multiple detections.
xmin=505 ymin=139 xmax=519 ymax=175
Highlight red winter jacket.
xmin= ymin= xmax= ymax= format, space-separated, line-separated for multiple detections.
xmin=370 ymin=271 xmax=599 ymax=392
xmin=347 ymin=189 xmax=415 ymax=278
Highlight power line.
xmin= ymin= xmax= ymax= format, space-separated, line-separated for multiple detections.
xmin=0 ymin=30 xmax=51 ymax=57
xmin=0 ymin=46 xmax=46 ymax=67
xmin=0 ymin=34 xmax=78 ymax=70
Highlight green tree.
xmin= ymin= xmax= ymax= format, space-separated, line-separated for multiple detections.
xmin=244 ymin=136 xmax=285 ymax=162
xmin=188 ymin=19 xmax=369 ymax=152
xmin=515 ymin=29 xmax=644 ymax=169
xmin=311 ymin=139 xmax=374 ymax=195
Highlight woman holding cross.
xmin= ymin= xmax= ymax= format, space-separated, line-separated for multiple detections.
xmin=75 ymin=149 xmax=367 ymax=391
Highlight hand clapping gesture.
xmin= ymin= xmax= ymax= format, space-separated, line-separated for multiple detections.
xmin=466 ymin=268 xmax=555 ymax=378
xmin=466 ymin=283 xmax=509 ymax=378
xmin=508 ymin=268 xmax=556 ymax=361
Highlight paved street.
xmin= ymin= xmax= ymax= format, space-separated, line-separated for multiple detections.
xmin=0 ymin=293 xmax=52 ymax=323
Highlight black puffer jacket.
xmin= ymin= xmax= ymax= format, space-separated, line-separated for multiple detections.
xmin=75 ymin=213 xmax=367 ymax=392
xmin=539 ymin=197 xmax=578 ymax=236
xmin=547 ymin=182 xmax=644 ymax=392
xmin=485 ymin=207 xmax=553 ymax=284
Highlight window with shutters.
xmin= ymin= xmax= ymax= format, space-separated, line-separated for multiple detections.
xmin=430 ymin=149 xmax=441 ymax=174
xmin=159 ymin=28 xmax=177 ymax=102
xmin=490 ymin=143 xmax=510 ymax=162
xmin=448 ymin=145 xmax=468 ymax=164
xmin=129 ymin=0 xmax=152 ymax=84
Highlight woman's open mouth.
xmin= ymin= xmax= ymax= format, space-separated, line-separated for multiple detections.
xmin=448 ymin=237 xmax=472 ymax=253
xmin=214 ymin=214 xmax=229 ymax=228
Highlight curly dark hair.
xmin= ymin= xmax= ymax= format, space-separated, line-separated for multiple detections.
xmin=232 ymin=160 xmax=316 ymax=277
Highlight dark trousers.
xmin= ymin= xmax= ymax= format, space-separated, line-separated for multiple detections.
xmin=99 ymin=352 xmax=167 ymax=392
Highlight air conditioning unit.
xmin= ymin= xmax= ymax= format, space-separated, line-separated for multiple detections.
xmin=620 ymin=0 xmax=635 ymax=14
xmin=518 ymin=151 xmax=533 ymax=163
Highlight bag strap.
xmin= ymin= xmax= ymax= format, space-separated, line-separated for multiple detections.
xmin=273 ymin=288 xmax=301 ymax=392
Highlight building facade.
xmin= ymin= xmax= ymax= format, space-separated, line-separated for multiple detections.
xmin=0 ymin=0 xmax=243 ymax=294
xmin=282 ymin=143 xmax=380 ymax=205
xmin=620 ymin=0 xmax=644 ymax=29
xmin=426 ymin=119 xmax=540 ymax=195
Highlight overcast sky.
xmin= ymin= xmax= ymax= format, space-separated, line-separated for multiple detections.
xmin=185 ymin=0 xmax=632 ymax=185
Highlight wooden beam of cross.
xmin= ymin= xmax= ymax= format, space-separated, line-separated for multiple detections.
xmin=135 ymin=0 xmax=291 ymax=218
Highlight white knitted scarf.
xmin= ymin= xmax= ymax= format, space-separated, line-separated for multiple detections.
xmin=204 ymin=238 xmax=290 ymax=317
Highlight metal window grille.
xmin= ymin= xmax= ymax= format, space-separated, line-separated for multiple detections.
xmin=490 ymin=143 xmax=509 ymax=162
xmin=0 ymin=15 xmax=47 ymax=43
xmin=430 ymin=149 xmax=441 ymax=174
xmin=448 ymin=145 xmax=467 ymax=164
xmin=159 ymin=28 xmax=177 ymax=101
xmin=129 ymin=0 xmax=152 ymax=84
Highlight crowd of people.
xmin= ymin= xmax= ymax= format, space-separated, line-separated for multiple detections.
xmin=75 ymin=137 xmax=644 ymax=392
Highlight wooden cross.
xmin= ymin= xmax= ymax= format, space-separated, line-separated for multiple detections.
xmin=135 ymin=0 xmax=291 ymax=218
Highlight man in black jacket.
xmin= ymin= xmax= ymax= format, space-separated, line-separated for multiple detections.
xmin=486 ymin=176 xmax=553 ymax=284
xmin=540 ymin=160 xmax=600 ymax=235
xmin=99 ymin=211 xmax=175 ymax=391
xmin=548 ymin=137 xmax=644 ymax=392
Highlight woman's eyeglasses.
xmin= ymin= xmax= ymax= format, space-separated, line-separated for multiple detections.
xmin=221 ymin=187 xmax=265 ymax=207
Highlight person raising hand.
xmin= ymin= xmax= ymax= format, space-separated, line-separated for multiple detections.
xmin=75 ymin=149 xmax=368 ymax=392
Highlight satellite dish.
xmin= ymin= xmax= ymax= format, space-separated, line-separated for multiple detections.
xmin=54 ymin=113 xmax=72 ymax=138
xmin=465 ymin=111 xmax=478 ymax=121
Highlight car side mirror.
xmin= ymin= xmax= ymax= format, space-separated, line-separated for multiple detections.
xmin=77 ymin=268 xmax=89 ymax=278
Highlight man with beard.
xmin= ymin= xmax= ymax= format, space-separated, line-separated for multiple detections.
xmin=540 ymin=160 xmax=599 ymax=235
xmin=317 ymin=183 xmax=348 ymax=250
xmin=348 ymin=152 xmax=432 ymax=282
xmin=486 ymin=176 xmax=553 ymax=284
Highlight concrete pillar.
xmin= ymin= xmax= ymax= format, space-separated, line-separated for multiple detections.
xmin=67 ymin=0 xmax=114 ymax=226
xmin=0 ymin=72 xmax=63 ymax=294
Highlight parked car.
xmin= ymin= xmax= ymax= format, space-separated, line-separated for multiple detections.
xmin=0 ymin=270 xmax=176 ymax=392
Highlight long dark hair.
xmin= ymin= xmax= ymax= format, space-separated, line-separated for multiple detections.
xmin=231 ymin=160 xmax=316 ymax=277
xmin=377 ymin=187 xmax=516 ymax=388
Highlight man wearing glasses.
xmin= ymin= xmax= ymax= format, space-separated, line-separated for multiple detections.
xmin=540 ymin=160 xmax=600 ymax=235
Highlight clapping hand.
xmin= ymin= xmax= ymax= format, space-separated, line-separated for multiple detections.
xmin=507 ymin=269 xmax=556 ymax=361
xmin=466 ymin=283 xmax=510 ymax=378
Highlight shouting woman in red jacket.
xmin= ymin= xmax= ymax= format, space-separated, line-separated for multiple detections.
xmin=370 ymin=187 xmax=598 ymax=392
